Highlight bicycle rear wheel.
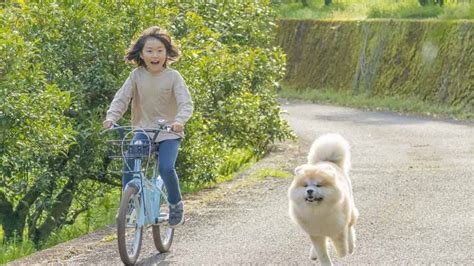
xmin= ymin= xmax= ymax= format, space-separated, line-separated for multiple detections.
xmin=152 ymin=185 xmax=174 ymax=252
xmin=117 ymin=185 xmax=143 ymax=265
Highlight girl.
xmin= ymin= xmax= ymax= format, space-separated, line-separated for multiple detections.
xmin=103 ymin=26 xmax=193 ymax=227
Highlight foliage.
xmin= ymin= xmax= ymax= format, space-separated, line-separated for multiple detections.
xmin=0 ymin=190 xmax=120 ymax=264
xmin=0 ymin=0 xmax=292 ymax=255
xmin=275 ymin=0 xmax=474 ymax=19
xmin=0 ymin=235 xmax=36 ymax=264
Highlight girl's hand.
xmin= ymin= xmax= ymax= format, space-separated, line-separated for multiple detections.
xmin=102 ymin=120 xmax=113 ymax=129
xmin=171 ymin=122 xmax=184 ymax=133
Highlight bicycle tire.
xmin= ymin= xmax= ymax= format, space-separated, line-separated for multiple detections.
xmin=152 ymin=184 xmax=174 ymax=252
xmin=117 ymin=185 xmax=143 ymax=265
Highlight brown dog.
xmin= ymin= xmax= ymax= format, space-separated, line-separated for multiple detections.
xmin=288 ymin=133 xmax=359 ymax=265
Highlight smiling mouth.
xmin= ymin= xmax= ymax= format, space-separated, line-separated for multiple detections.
xmin=151 ymin=61 xmax=160 ymax=65
xmin=305 ymin=196 xmax=323 ymax=203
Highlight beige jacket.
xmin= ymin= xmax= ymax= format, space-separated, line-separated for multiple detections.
xmin=106 ymin=67 xmax=193 ymax=142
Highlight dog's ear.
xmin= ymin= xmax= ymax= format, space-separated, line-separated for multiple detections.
xmin=319 ymin=164 xmax=337 ymax=178
xmin=294 ymin=165 xmax=305 ymax=176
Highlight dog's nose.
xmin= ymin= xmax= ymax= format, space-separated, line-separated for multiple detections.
xmin=307 ymin=189 xmax=314 ymax=195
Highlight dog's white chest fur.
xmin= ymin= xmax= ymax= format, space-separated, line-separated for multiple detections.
xmin=290 ymin=202 xmax=347 ymax=237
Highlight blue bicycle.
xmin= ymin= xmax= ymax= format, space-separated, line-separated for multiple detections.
xmin=103 ymin=123 xmax=177 ymax=265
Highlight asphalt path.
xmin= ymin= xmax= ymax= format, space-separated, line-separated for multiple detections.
xmin=11 ymin=102 xmax=473 ymax=265
xmin=279 ymin=103 xmax=474 ymax=265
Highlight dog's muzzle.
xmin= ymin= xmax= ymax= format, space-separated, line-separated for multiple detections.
xmin=305 ymin=189 xmax=323 ymax=203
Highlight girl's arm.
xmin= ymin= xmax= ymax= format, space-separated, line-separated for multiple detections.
xmin=106 ymin=74 xmax=135 ymax=124
xmin=173 ymin=72 xmax=193 ymax=126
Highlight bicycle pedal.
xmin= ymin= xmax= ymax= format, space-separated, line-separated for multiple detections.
xmin=155 ymin=216 xmax=169 ymax=225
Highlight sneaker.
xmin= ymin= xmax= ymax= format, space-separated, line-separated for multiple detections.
xmin=168 ymin=201 xmax=184 ymax=227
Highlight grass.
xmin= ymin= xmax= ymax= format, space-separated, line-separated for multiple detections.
xmin=233 ymin=168 xmax=292 ymax=190
xmin=275 ymin=0 xmax=474 ymax=20
xmin=217 ymin=148 xmax=258 ymax=183
xmin=279 ymin=85 xmax=473 ymax=121
xmin=0 ymin=235 xmax=36 ymax=265
xmin=275 ymin=1 xmax=349 ymax=20
xmin=180 ymin=147 xmax=257 ymax=194
xmin=0 ymin=190 xmax=120 ymax=264
xmin=100 ymin=233 xmax=117 ymax=243
xmin=42 ymin=191 xmax=120 ymax=248
xmin=254 ymin=168 xmax=292 ymax=180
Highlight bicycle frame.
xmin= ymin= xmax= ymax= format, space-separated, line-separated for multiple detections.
xmin=105 ymin=123 xmax=177 ymax=264
xmin=125 ymin=141 xmax=167 ymax=228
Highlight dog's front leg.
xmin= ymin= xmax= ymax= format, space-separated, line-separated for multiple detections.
xmin=348 ymin=225 xmax=356 ymax=254
xmin=348 ymin=208 xmax=358 ymax=255
xmin=332 ymin=229 xmax=349 ymax=257
xmin=309 ymin=235 xmax=332 ymax=266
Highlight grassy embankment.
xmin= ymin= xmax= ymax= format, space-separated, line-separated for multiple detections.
xmin=276 ymin=0 xmax=474 ymax=20
xmin=275 ymin=1 xmax=473 ymax=121
xmin=279 ymin=85 xmax=473 ymax=121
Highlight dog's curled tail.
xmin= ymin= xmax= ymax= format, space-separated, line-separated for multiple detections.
xmin=307 ymin=133 xmax=351 ymax=174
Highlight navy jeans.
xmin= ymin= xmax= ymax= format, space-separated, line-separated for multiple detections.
xmin=122 ymin=133 xmax=182 ymax=204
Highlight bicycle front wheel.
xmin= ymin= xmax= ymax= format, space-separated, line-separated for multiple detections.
xmin=117 ymin=185 xmax=143 ymax=265
xmin=152 ymin=185 xmax=174 ymax=252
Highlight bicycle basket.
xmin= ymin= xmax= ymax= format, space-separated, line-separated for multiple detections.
xmin=107 ymin=140 xmax=156 ymax=160
xmin=106 ymin=140 xmax=157 ymax=174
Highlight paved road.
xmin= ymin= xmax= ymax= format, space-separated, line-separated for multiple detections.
xmin=280 ymin=103 xmax=474 ymax=264
xmin=12 ymin=103 xmax=473 ymax=265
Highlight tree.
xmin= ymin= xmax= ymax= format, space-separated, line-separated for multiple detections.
xmin=325 ymin=0 xmax=332 ymax=5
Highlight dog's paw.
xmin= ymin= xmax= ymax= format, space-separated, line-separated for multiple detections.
xmin=309 ymin=246 xmax=318 ymax=260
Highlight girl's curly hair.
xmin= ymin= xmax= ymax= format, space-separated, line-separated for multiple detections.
xmin=125 ymin=26 xmax=180 ymax=67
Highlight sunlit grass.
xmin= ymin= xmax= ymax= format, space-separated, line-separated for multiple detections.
xmin=100 ymin=233 xmax=117 ymax=243
xmin=275 ymin=0 xmax=474 ymax=20
xmin=181 ymin=147 xmax=257 ymax=193
xmin=254 ymin=168 xmax=292 ymax=180
xmin=45 ymin=191 xmax=119 ymax=249
xmin=279 ymin=85 xmax=473 ymax=121
xmin=0 ymin=235 xmax=36 ymax=264
xmin=1 ymin=190 xmax=120 ymax=264
xmin=368 ymin=2 xmax=443 ymax=19
xmin=439 ymin=3 xmax=474 ymax=19
xmin=276 ymin=2 xmax=345 ymax=19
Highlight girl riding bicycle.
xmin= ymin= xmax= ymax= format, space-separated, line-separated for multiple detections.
xmin=102 ymin=26 xmax=193 ymax=227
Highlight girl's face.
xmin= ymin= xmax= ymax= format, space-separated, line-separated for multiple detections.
xmin=140 ymin=38 xmax=167 ymax=74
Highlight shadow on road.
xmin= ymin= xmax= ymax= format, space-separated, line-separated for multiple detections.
xmin=311 ymin=110 xmax=471 ymax=126
xmin=137 ymin=251 xmax=171 ymax=265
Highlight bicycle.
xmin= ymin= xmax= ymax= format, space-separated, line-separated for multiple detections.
xmin=102 ymin=122 xmax=179 ymax=265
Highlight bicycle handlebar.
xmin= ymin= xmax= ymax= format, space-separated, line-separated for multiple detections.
xmin=100 ymin=123 xmax=181 ymax=141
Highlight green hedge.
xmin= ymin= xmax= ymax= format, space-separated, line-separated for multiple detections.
xmin=276 ymin=19 xmax=473 ymax=113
